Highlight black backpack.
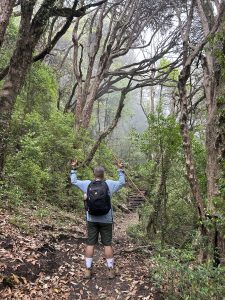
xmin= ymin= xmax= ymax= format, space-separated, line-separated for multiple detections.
xmin=87 ymin=181 xmax=111 ymax=216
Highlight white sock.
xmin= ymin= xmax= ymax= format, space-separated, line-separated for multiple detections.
xmin=106 ymin=258 xmax=114 ymax=268
xmin=85 ymin=257 xmax=93 ymax=269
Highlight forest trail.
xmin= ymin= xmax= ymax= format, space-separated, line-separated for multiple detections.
xmin=127 ymin=191 xmax=146 ymax=211
xmin=0 ymin=209 xmax=163 ymax=300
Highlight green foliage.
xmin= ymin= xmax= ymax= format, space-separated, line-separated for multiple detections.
xmin=0 ymin=17 xmax=18 ymax=70
xmin=35 ymin=208 xmax=49 ymax=219
xmin=1 ymin=185 xmax=24 ymax=208
xmin=129 ymin=108 xmax=205 ymax=247
xmin=140 ymin=110 xmax=182 ymax=156
xmin=2 ymin=59 xmax=125 ymax=212
xmin=128 ymin=96 xmax=212 ymax=247
xmin=211 ymin=28 xmax=225 ymax=78
xmin=150 ymin=248 xmax=225 ymax=299
xmin=158 ymin=58 xmax=179 ymax=87
xmin=14 ymin=62 xmax=58 ymax=118
xmin=5 ymin=111 xmax=78 ymax=204
xmin=112 ymin=186 xmax=129 ymax=209
xmin=127 ymin=223 xmax=146 ymax=241
xmin=9 ymin=214 xmax=34 ymax=234
xmin=2 ymin=61 xmax=81 ymax=209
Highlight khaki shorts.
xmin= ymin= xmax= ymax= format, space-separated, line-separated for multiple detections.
xmin=87 ymin=222 xmax=112 ymax=246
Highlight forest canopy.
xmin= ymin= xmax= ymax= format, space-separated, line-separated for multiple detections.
xmin=0 ymin=0 xmax=225 ymax=298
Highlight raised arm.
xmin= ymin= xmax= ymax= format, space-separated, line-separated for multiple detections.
xmin=70 ymin=170 xmax=91 ymax=193
xmin=107 ymin=162 xmax=126 ymax=194
xmin=70 ymin=160 xmax=91 ymax=193
xmin=111 ymin=170 xmax=126 ymax=194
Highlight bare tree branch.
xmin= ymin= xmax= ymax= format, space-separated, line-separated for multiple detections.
xmin=78 ymin=78 xmax=133 ymax=168
xmin=51 ymin=0 xmax=107 ymax=17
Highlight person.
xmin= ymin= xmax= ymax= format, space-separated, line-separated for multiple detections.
xmin=70 ymin=160 xmax=126 ymax=279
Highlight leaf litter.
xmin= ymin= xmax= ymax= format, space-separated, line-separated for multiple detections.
xmin=0 ymin=209 xmax=164 ymax=299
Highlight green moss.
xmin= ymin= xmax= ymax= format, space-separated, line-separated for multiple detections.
xmin=9 ymin=215 xmax=34 ymax=235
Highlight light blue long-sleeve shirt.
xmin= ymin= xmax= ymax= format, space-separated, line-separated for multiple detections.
xmin=70 ymin=169 xmax=126 ymax=223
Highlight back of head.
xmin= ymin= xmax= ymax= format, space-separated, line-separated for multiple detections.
xmin=93 ymin=166 xmax=105 ymax=180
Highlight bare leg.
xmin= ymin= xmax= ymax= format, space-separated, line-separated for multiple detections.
xmin=85 ymin=245 xmax=95 ymax=258
xmin=104 ymin=246 xmax=113 ymax=259
xmin=84 ymin=245 xmax=95 ymax=278
xmin=104 ymin=246 xmax=115 ymax=278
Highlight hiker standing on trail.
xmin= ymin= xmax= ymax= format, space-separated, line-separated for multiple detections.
xmin=70 ymin=160 xmax=126 ymax=279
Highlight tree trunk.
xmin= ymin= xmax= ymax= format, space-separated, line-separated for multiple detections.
xmin=0 ymin=0 xmax=57 ymax=178
xmin=196 ymin=0 xmax=225 ymax=264
xmin=0 ymin=0 xmax=15 ymax=49
xmin=216 ymin=75 xmax=225 ymax=162
xmin=215 ymin=37 xmax=225 ymax=265
xmin=78 ymin=88 xmax=128 ymax=168
xmin=205 ymin=102 xmax=219 ymax=208
xmin=72 ymin=0 xmax=172 ymax=130
xmin=178 ymin=66 xmax=208 ymax=261
xmin=146 ymin=147 xmax=170 ymax=240
xmin=0 ymin=0 xmax=35 ymax=177
xmin=150 ymin=87 xmax=155 ymax=113
xmin=201 ymin=54 xmax=219 ymax=210
xmin=179 ymin=75 xmax=205 ymax=219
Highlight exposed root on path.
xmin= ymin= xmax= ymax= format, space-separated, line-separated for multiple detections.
xmin=0 ymin=209 xmax=163 ymax=299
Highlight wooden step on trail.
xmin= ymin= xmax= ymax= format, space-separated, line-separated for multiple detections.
xmin=127 ymin=190 xmax=146 ymax=211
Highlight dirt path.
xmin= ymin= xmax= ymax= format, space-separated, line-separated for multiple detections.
xmin=0 ymin=210 xmax=162 ymax=300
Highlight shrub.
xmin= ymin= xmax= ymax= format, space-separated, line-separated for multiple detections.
xmin=150 ymin=248 xmax=225 ymax=300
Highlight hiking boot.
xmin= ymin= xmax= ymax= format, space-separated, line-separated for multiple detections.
xmin=107 ymin=268 xmax=115 ymax=279
xmin=83 ymin=268 xmax=92 ymax=279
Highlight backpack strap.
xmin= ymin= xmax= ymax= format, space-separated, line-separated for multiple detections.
xmin=103 ymin=180 xmax=113 ymax=224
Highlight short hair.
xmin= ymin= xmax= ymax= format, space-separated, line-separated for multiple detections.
xmin=93 ymin=166 xmax=105 ymax=179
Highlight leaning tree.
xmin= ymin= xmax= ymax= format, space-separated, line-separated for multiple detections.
xmin=172 ymin=0 xmax=225 ymax=262
xmin=59 ymin=0 xmax=182 ymax=166
xmin=68 ymin=0 xmax=178 ymax=129
xmin=0 ymin=0 xmax=106 ymax=178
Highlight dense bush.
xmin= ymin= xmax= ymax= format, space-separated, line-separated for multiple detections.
xmin=129 ymin=110 xmax=199 ymax=246
xmin=0 ymin=59 xmax=123 ymax=211
xmin=4 ymin=107 xmax=123 ymax=210
xmin=150 ymin=248 xmax=225 ymax=300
